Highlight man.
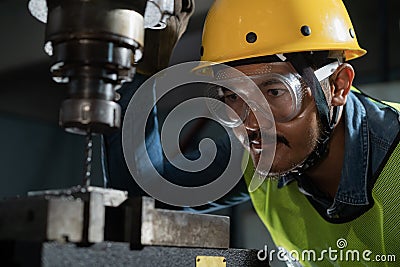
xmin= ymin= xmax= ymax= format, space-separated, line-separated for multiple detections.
xmin=197 ymin=0 xmax=400 ymax=266
xmin=105 ymin=0 xmax=400 ymax=265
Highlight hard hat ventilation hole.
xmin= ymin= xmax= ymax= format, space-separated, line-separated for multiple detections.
xmin=301 ymin=25 xmax=312 ymax=36
xmin=200 ymin=46 xmax=204 ymax=56
xmin=349 ymin=28 xmax=355 ymax=38
xmin=246 ymin=32 xmax=257 ymax=43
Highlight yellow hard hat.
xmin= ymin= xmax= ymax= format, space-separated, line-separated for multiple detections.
xmin=200 ymin=0 xmax=366 ymax=64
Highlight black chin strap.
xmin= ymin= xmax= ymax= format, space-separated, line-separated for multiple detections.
xmin=284 ymin=53 xmax=339 ymax=174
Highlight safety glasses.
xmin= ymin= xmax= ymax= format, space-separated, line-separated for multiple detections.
xmin=206 ymin=61 xmax=339 ymax=128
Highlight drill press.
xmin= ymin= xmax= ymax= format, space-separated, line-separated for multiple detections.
xmin=0 ymin=1 xmax=268 ymax=266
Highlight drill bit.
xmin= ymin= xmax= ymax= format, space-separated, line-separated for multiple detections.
xmin=83 ymin=130 xmax=93 ymax=187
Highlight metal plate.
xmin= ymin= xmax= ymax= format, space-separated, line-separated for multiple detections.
xmin=196 ymin=256 xmax=226 ymax=267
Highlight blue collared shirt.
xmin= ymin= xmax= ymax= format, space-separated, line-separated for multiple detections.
xmin=277 ymin=90 xmax=400 ymax=222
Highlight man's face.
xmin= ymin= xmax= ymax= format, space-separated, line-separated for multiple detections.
xmin=223 ymin=62 xmax=322 ymax=177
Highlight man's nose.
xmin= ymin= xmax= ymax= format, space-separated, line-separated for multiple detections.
xmin=244 ymin=109 xmax=274 ymax=131
xmin=244 ymin=110 xmax=260 ymax=131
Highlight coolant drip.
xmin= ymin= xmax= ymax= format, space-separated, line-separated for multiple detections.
xmin=83 ymin=131 xmax=93 ymax=186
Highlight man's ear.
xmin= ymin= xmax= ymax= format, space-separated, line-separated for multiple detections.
xmin=330 ymin=63 xmax=355 ymax=106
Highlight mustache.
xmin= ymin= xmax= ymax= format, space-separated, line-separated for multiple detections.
xmin=247 ymin=131 xmax=291 ymax=148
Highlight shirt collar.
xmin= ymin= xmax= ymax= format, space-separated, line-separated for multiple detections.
xmin=277 ymin=92 xmax=370 ymax=206
xmin=334 ymin=92 xmax=370 ymax=205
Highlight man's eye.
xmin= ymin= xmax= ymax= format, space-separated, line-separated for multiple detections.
xmin=225 ymin=94 xmax=239 ymax=101
xmin=267 ymin=89 xmax=286 ymax=97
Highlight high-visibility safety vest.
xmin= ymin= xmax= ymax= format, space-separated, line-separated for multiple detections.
xmin=243 ymin=100 xmax=400 ymax=267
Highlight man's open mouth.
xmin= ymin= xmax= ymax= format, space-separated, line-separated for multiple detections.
xmin=248 ymin=132 xmax=290 ymax=151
